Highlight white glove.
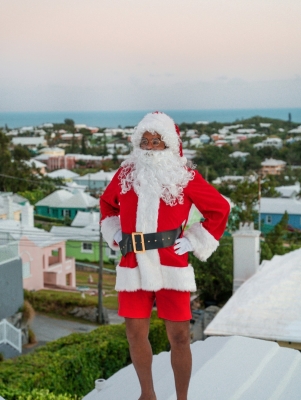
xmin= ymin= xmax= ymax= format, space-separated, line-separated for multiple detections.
xmin=174 ymin=237 xmax=194 ymax=255
xmin=113 ymin=230 xmax=122 ymax=245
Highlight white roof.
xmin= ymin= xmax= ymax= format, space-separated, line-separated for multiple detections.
xmin=275 ymin=183 xmax=300 ymax=198
xmin=36 ymin=189 xmax=99 ymax=209
xmin=12 ymin=137 xmax=46 ymax=146
xmin=71 ymin=211 xmax=100 ymax=227
xmin=261 ymin=158 xmax=286 ymax=166
xmin=288 ymin=125 xmax=301 ymax=134
xmin=64 ymin=182 xmax=87 ymax=191
xmin=83 ymin=336 xmax=301 ymax=400
xmin=35 ymin=189 xmax=73 ymax=207
xmin=0 ymin=220 xmax=64 ymax=247
xmin=66 ymin=154 xmax=104 ymax=161
xmin=51 ymin=223 xmax=99 ymax=242
xmin=205 ymin=248 xmax=301 ymax=343
xmin=74 ymin=170 xmax=117 ymax=182
xmin=229 ymin=151 xmax=250 ymax=158
xmin=33 ymin=154 xmax=50 ymax=161
xmin=61 ymin=190 xmax=99 ymax=209
xmin=47 ymin=169 xmax=79 ymax=179
xmin=39 ymin=146 xmax=64 ymax=153
xmin=23 ymin=159 xmax=47 ymax=169
xmin=258 ymin=197 xmax=301 ymax=214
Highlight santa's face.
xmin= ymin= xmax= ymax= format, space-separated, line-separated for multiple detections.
xmin=140 ymin=131 xmax=166 ymax=151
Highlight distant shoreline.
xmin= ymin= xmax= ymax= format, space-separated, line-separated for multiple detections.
xmin=1 ymin=108 xmax=301 ymax=129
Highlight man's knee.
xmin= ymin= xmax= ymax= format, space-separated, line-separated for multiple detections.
xmin=125 ymin=318 xmax=150 ymax=345
xmin=167 ymin=326 xmax=190 ymax=348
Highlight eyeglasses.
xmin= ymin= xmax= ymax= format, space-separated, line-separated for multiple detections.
xmin=140 ymin=138 xmax=165 ymax=148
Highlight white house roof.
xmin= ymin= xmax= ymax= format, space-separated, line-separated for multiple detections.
xmin=275 ymin=182 xmax=300 ymax=198
xmin=60 ymin=191 xmax=99 ymax=209
xmin=39 ymin=147 xmax=64 ymax=154
xmin=47 ymin=169 xmax=79 ymax=180
xmin=74 ymin=170 xmax=117 ymax=182
xmin=71 ymin=211 xmax=100 ymax=227
xmin=261 ymin=158 xmax=286 ymax=166
xmin=0 ymin=220 xmax=64 ymax=247
xmin=83 ymin=336 xmax=301 ymax=400
xmin=23 ymin=159 xmax=47 ymax=169
xmin=288 ymin=125 xmax=301 ymax=134
xmin=258 ymin=197 xmax=301 ymax=214
xmin=33 ymin=154 xmax=50 ymax=161
xmin=11 ymin=137 xmax=46 ymax=146
xmin=205 ymin=248 xmax=301 ymax=344
xmin=35 ymin=190 xmax=73 ymax=207
xmin=64 ymin=181 xmax=87 ymax=191
xmin=51 ymin=223 xmax=99 ymax=242
xmin=229 ymin=151 xmax=250 ymax=158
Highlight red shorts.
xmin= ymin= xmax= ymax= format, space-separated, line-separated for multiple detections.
xmin=118 ymin=289 xmax=192 ymax=321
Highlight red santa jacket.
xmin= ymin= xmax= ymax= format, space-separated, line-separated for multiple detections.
xmin=100 ymin=168 xmax=230 ymax=292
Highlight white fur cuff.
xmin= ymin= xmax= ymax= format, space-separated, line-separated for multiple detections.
xmin=101 ymin=216 xmax=121 ymax=250
xmin=184 ymin=223 xmax=219 ymax=261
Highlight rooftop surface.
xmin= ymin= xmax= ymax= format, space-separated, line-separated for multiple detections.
xmin=205 ymin=248 xmax=301 ymax=344
xmin=83 ymin=335 xmax=301 ymax=400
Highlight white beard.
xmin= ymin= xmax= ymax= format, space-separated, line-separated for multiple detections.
xmin=119 ymin=148 xmax=195 ymax=206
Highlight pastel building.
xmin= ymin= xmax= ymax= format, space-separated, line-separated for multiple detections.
xmin=260 ymin=158 xmax=286 ymax=176
xmin=35 ymin=189 xmax=99 ymax=220
xmin=0 ymin=202 xmax=76 ymax=291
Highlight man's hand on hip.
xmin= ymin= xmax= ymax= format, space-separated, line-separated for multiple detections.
xmin=174 ymin=237 xmax=194 ymax=255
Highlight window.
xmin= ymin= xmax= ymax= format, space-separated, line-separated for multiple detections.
xmin=266 ymin=215 xmax=272 ymax=224
xmin=64 ymin=209 xmax=71 ymax=217
xmin=22 ymin=262 xmax=31 ymax=279
xmin=82 ymin=242 xmax=93 ymax=253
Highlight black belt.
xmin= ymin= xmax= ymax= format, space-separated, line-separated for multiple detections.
xmin=119 ymin=227 xmax=182 ymax=256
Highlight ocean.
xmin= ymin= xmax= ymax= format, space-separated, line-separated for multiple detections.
xmin=0 ymin=108 xmax=301 ymax=129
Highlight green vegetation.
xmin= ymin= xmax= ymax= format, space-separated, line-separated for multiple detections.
xmin=0 ymin=315 xmax=168 ymax=400
xmin=190 ymin=236 xmax=233 ymax=304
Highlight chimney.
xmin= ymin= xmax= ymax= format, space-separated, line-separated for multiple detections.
xmin=232 ymin=222 xmax=261 ymax=293
xmin=4 ymin=196 xmax=14 ymax=220
xmin=21 ymin=202 xmax=34 ymax=228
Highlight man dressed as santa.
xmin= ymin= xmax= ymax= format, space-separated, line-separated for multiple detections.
xmin=100 ymin=112 xmax=230 ymax=400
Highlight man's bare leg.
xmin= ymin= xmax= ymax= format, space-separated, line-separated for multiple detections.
xmin=125 ymin=318 xmax=156 ymax=400
xmin=165 ymin=320 xmax=192 ymax=400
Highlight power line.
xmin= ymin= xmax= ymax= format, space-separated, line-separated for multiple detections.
xmin=0 ymin=173 xmax=59 ymax=186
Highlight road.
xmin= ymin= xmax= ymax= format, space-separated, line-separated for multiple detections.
xmin=23 ymin=310 xmax=124 ymax=355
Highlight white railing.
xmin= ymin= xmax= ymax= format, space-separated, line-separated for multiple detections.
xmin=0 ymin=319 xmax=22 ymax=353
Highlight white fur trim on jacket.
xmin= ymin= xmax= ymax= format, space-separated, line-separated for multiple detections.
xmin=101 ymin=216 xmax=121 ymax=251
xmin=184 ymin=222 xmax=219 ymax=261
xmin=115 ymin=264 xmax=196 ymax=292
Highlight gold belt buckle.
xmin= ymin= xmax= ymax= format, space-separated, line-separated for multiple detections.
xmin=132 ymin=232 xmax=146 ymax=253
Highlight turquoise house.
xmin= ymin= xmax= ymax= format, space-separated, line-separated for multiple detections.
xmin=35 ymin=189 xmax=99 ymax=220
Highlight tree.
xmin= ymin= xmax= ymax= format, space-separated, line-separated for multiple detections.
xmin=230 ymin=178 xmax=259 ymax=224
xmin=12 ymin=145 xmax=31 ymax=161
xmin=264 ymin=212 xmax=289 ymax=257
xmin=64 ymin=118 xmax=75 ymax=127
xmin=189 ymin=237 xmax=233 ymax=304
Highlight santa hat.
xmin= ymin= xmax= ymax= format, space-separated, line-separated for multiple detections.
xmin=131 ymin=111 xmax=183 ymax=157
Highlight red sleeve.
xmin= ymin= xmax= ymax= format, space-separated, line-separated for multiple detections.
xmin=186 ymin=171 xmax=230 ymax=240
xmin=100 ymin=169 xmax=121 ymax=221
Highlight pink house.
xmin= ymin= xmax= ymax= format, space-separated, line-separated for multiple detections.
xmin=20 ymin=236 xmax=75 ymax=291
xmin=0 ymin=202 xmax=76 ymax=291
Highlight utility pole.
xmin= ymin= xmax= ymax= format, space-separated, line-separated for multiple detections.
xmin=98 ymin=228 xmax=105 ymax=324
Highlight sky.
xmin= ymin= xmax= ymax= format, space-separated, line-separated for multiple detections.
xmin=0 ymin=0 xmax=301 ymax=112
